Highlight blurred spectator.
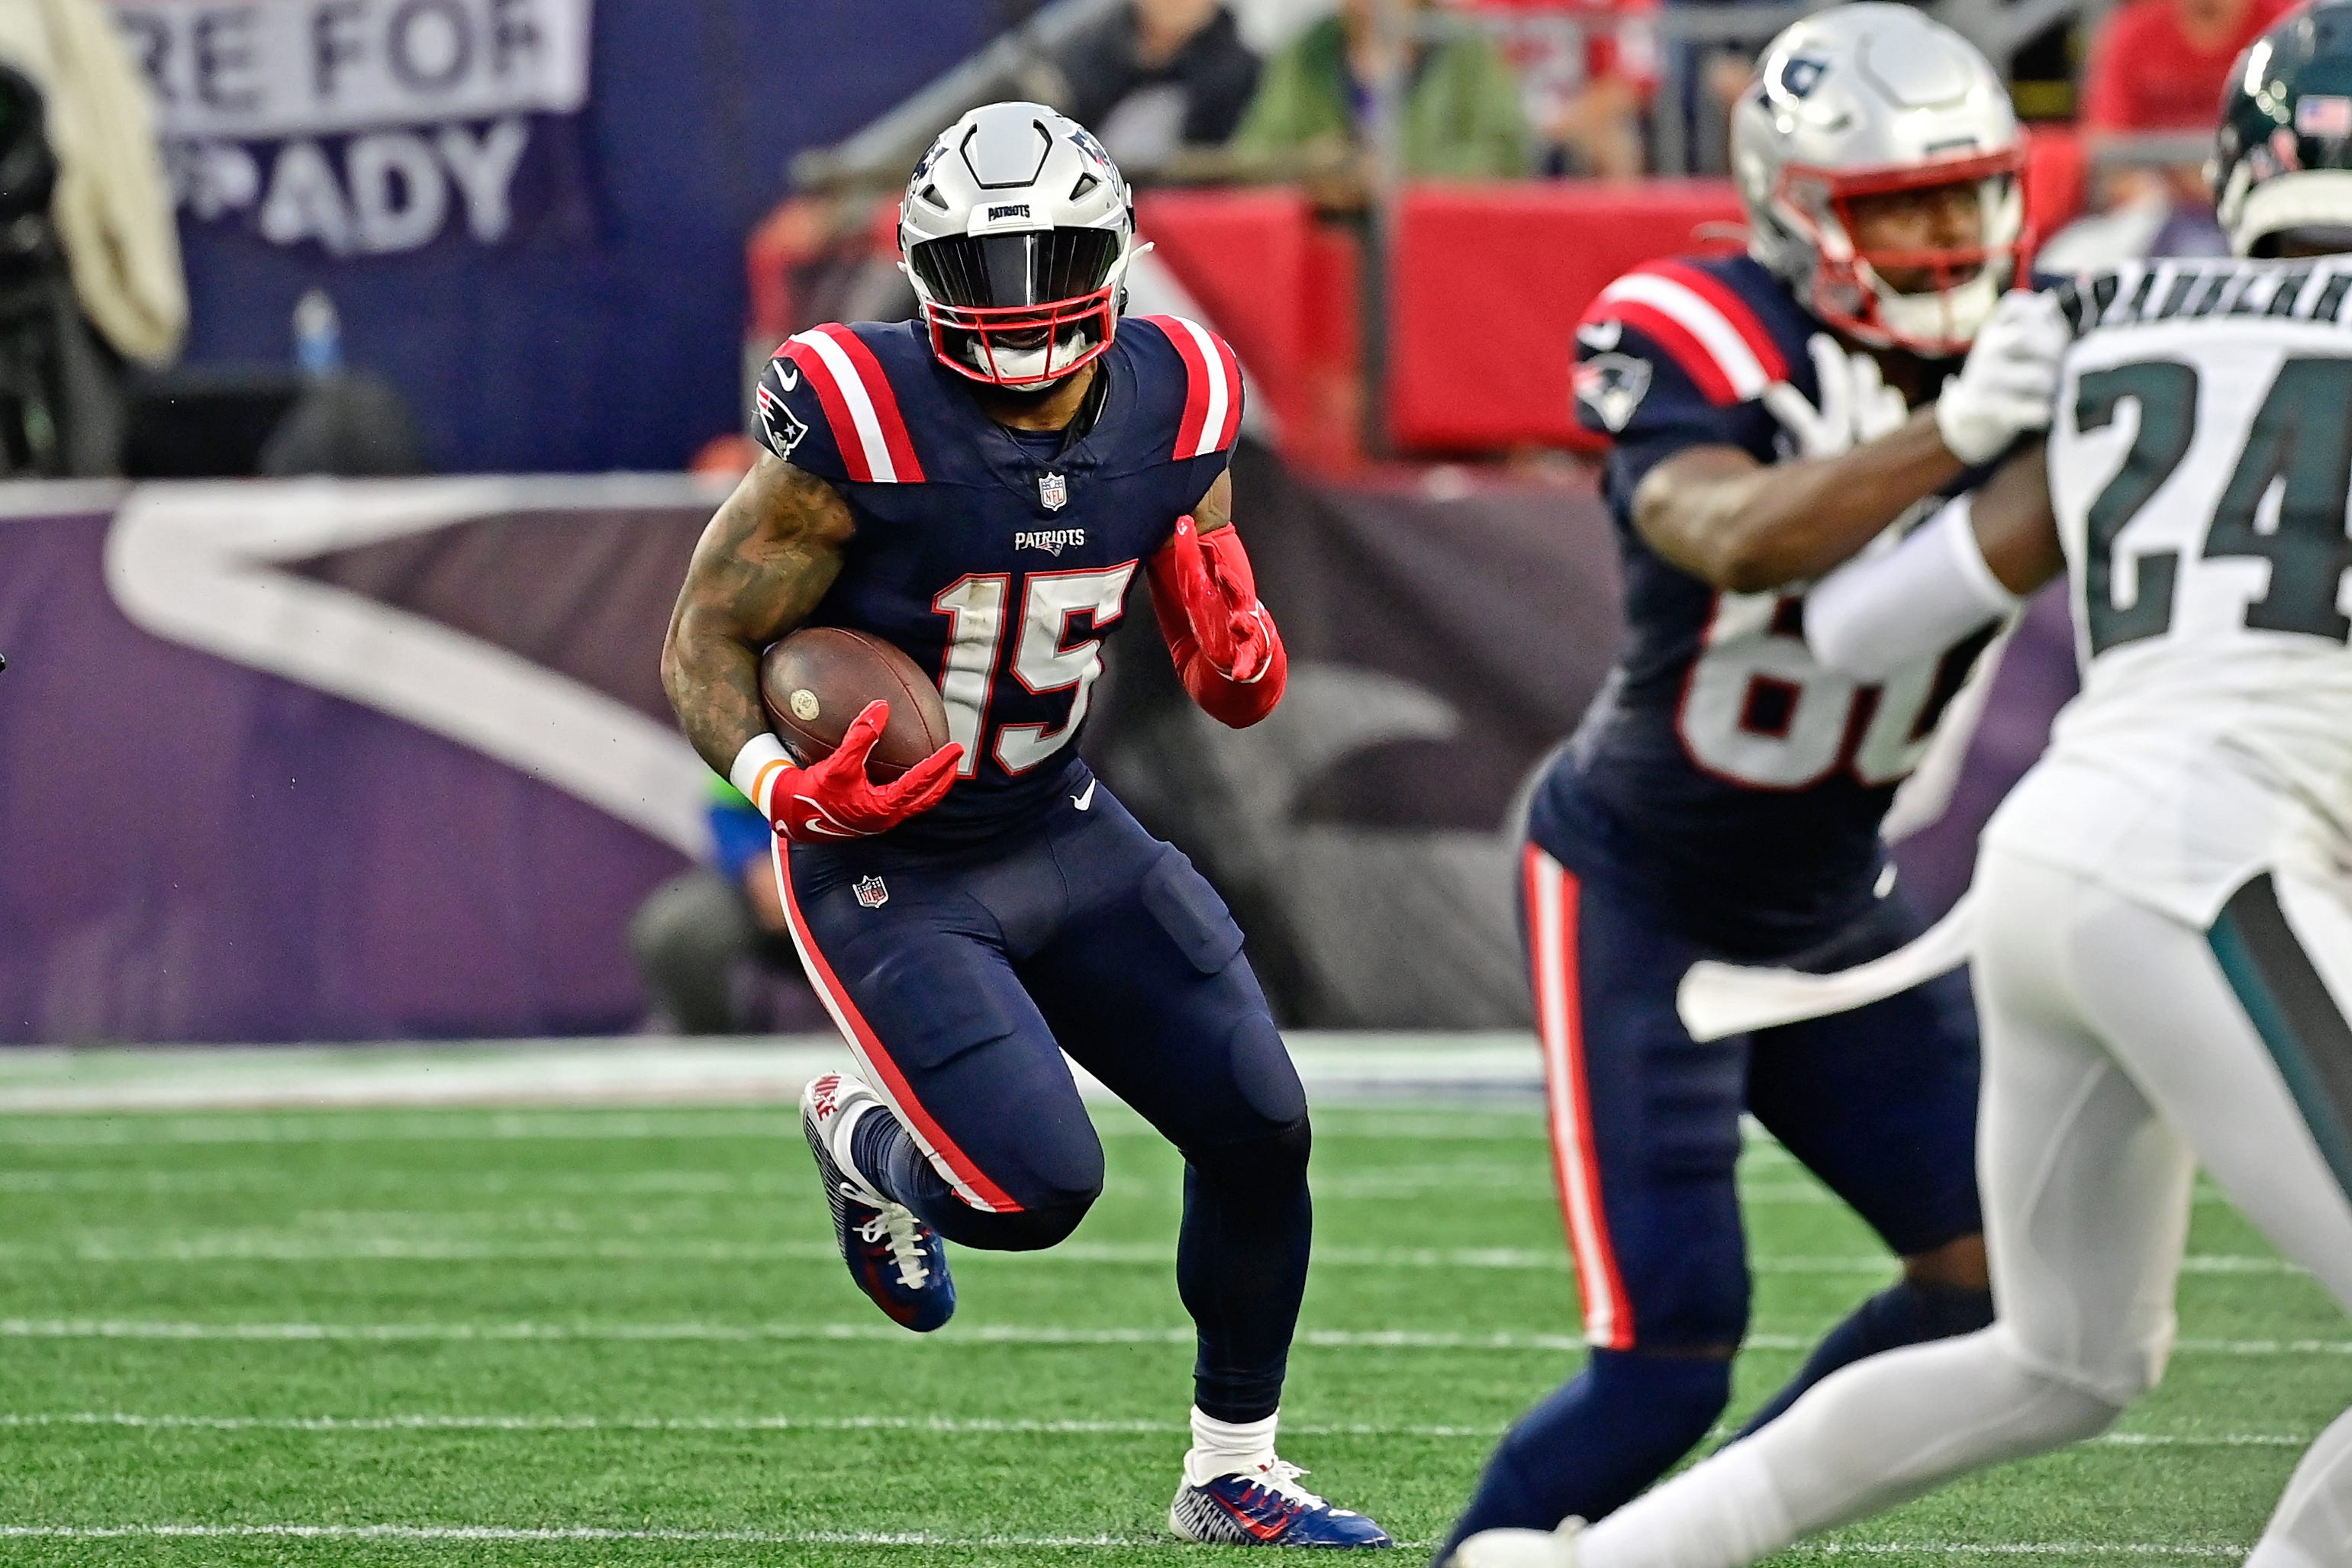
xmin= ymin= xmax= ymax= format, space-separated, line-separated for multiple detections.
xmin=1049 ymin=0 xmax=1263 ymax=169
xmin=1231 ymin=0 xmax=1532 ymax=182
xmin=0 ymin=0 xmax=185 ymax=476
xmin=2081 ymin=0 xmax=2296 ymax=211
xmin=630 ymin=778 xmax=819 ymax=1035
xmin=2083 ymin=0 xmax=2293 ymax=134
xmin=1464 ymin=0 xmax=1658 ymax=177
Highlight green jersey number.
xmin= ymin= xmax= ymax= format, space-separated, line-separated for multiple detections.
xmin=2075 ymin=355 xmax=2352 ymax=654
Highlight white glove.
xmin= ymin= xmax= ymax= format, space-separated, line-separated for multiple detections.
xmin=1761 ymin=333 xmax=1910 ymax=460
xmin=1935 ymin=288 xmax=2071 ymax=465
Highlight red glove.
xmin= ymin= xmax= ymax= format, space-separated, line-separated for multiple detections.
xmin=761 ymin=700 xmax=962 ymax=844
xmin=1148 ymin=517 xmax=1287 ymax=728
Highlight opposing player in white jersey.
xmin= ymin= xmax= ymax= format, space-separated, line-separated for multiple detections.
xmin=1445 ymin=5 xmax=2352 ymax=1565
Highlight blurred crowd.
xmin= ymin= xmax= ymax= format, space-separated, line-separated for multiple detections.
xmin=1019 ymin=0 xmax=2290 ymax=244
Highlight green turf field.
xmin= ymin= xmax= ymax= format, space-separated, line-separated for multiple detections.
xmin=0 ymin=1095 xmax=2341 ymax=1565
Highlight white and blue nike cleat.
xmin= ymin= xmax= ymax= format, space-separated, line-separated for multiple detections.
xmin=1170 ymin=1460 xmax=1393 ymax=1548
xmin=800 ymin=1071 xmax=955 ymax=1333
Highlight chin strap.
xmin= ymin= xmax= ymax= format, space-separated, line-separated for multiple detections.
xmin=1148 ymin=517 xmax=1287 ymax=729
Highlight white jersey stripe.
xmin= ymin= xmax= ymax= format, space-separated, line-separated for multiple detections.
xmin=1597 ymin=273 xmax=1774 ymax=401
xmin=1172 ymin=316 xmax=1230 ymax=459
xmin=790 ymin=330 xmax=899 ymax=485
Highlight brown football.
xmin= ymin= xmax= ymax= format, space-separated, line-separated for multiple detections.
xmin=758 ymin=626 xmax=952 ymax=781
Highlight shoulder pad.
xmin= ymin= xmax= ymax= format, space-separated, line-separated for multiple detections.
xmin=762 ymin=324 xmax=927 ymax=485
xmin=1579 ymin=258 xmax=1791 ymax=407
xmin=1129 ymin=314 xmax=1245 ymax=459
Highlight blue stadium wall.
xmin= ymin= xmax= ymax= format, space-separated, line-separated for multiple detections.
xmin=170 ymin=0 xmax=1000 ymax=475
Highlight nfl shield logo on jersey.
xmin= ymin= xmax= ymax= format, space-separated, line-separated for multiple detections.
xmin=1039 ymin=472 xmax=1068 ymax=512
xmin=853 ymin=875 xmax=890 ymax=910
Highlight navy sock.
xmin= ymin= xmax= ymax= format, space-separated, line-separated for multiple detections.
xmin=1434 ymin=1349 xmax=1729 ymax=1562
xmin=1732 ymin=1279 xmax=1995 ymax=1441
xmin=1178 ymin=1121 xmax=1313 ymax=1424
xmin=849 ymin=1104 xmax=950 ymax=1213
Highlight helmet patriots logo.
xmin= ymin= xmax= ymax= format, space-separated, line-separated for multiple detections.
xmin=1575 ymin=352 xmax=1653 ymax=433
xmin=1776 ymin=54 xmax=1828 ymax=98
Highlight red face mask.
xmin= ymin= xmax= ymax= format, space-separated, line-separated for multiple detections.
xmin=1775 ymin=146 xmax=2030 ymax=354
xmin=921 ymin=283 xmax=1121 ymax=388
xmin=910 ymin=229 xmax=1126 ymax=388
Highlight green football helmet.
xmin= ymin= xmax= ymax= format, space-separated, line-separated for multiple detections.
xmin=2213 ymin=0 xmax=2352 ymax=256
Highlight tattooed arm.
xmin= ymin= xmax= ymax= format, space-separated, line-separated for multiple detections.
xmin=662 ymin=452 xmax=857 ymax=777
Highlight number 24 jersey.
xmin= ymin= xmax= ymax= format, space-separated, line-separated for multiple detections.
xmin=1991 ymin=257 xmax=2352 ymax=927
xmin=752 ymin=314 xmax=1244 ymax=849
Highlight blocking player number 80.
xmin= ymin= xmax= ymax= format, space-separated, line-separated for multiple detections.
xmin=933 ymin=564 xmax=1140 ymax=777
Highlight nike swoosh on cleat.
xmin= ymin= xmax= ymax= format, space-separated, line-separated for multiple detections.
xmin=1071 ymin=778 xmax=1097 ymax=811
xmin=1213 ymin=1496 xmax=1292 ymax=1544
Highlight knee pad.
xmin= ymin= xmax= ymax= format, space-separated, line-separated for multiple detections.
xmin=1986 ymin=1328 xmax=2138 ymax=1450
xmin=1185 ymin=1113 xmax=1310 ymax=1193
xmin=934 ymin=1188 xmax=1097 ymax=1253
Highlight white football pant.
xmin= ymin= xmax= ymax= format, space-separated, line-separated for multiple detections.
xmin=1578 ymin=845 xmax=2352 ymax=1568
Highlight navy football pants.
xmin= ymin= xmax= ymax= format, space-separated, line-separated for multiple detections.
xmin=782 ymin=781 xmax=1310 ymax=1422
xmin=1521 ymin=842 xmax=1982 ymax=1353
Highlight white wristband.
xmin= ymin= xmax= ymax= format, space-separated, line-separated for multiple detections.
xmin=729 ymin=732 xmax=795 ymax=818
xmin=1806 ymin=494 xmax=2019 ymax=680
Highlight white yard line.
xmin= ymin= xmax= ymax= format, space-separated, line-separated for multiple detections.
xmin=1 ymin=1235 xmax=2304 ymax=1278
xmin=1 ymin=1318 xmax=2343 ymax=1357
xmin=0 ymin=1036 xmax=1545 ymax=1114
xmin=0 ymin=1523 xmax=1176 ymax=1547
xmin=0 ymin=1524 xmax=2252 ymax=1555
xmin=0 ymin=1411 xmax=2312 ymax=1449
xmin=0 ymin=1108 xmax=1551 ymax=1148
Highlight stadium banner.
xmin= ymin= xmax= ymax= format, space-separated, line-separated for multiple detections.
xmin=0 ymin=466 xmax=2068 ymax=1044
xmin=106 ymin=0 xmax=595 ymax=256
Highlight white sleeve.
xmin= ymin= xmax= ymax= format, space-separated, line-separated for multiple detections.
xmin=1804 ymin=494 xmax=2020 ymax=681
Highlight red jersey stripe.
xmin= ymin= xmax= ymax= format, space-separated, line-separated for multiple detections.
xmin=1210 ymin=331 xmax=1245 ymax=451
xmin=1139 ymin=314 xmax=1213 ymax=459
xmin=1640 ymin=260 xmax=1790 ymax=385
xmin=817 ymin=324 xmax=926 ymax=484
xmin=781 ymin=336 xmax=874 ymax=484
xmin=1600 ymin=298 xmax=1742 ymax=406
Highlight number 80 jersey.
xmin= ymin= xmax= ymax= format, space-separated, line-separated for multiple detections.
xmin=1538 ymin=253 xmax=1993 ymax=953
xmin=752 ymin=314 xmax=1244 ymax=849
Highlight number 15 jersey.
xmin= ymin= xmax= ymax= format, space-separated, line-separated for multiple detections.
xmin=1988 ymin=258 xmax=2352 ymax=928
xmin=1536 ymin=252 xmax=1991 ymax=954
xmin=752 ymin=314 xmax=1243 ymax=850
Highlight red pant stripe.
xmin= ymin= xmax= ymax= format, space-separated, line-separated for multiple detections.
xmin=1525 ymin=844 xmax=1632 ymax=1349
xmin=774 ymin=841 xmax=1020 ymax=1214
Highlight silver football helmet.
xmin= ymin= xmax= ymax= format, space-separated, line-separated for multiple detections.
xmin=1732 ymin=4 xmax=2026 ymax=356
xmin=899 ymin=101 xmax=1141 ymax=388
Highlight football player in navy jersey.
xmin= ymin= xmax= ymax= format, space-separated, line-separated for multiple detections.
xmin=660 ymin=102 xmax=1389 ymax=1548
xmin=1437 ymin=8 xmax=2070 ymax=1559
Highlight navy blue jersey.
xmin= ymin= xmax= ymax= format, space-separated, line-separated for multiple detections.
xmin=1543 ymin=254 xmax=1989 ymax=951
xmin=755 ymin=314 xmax=1241 ymax=849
